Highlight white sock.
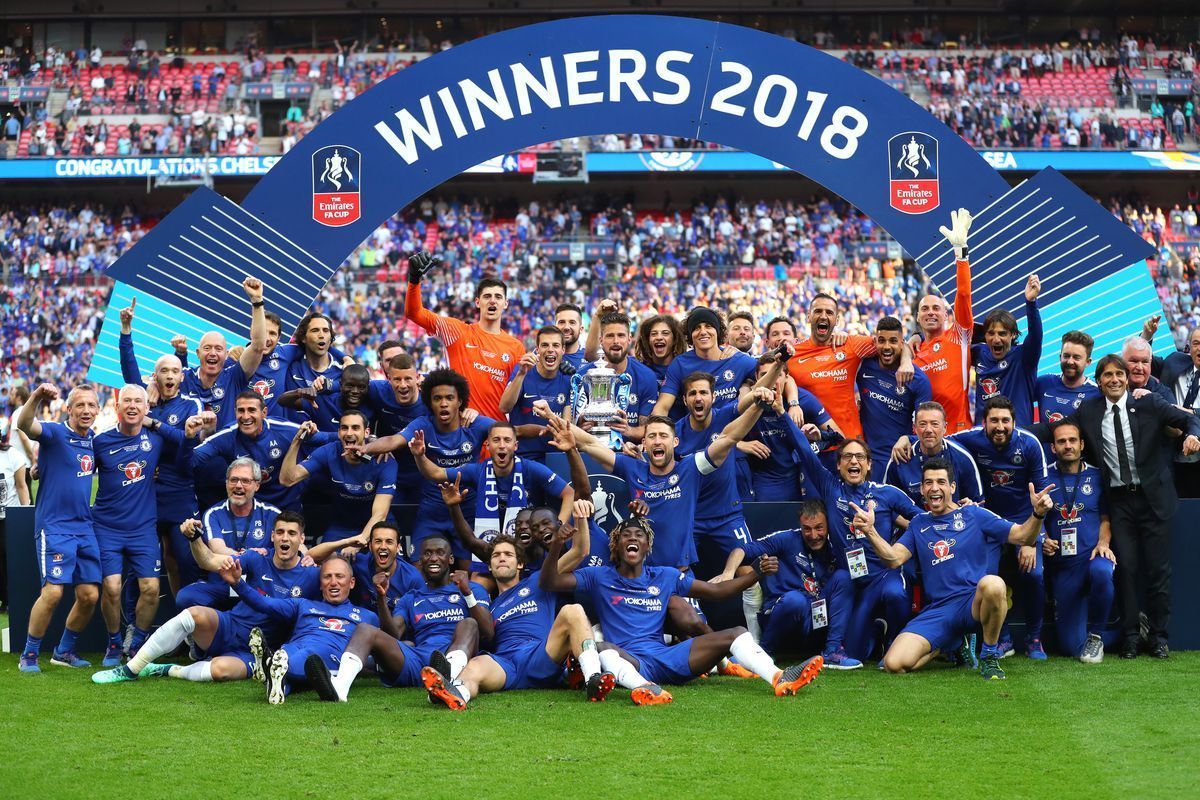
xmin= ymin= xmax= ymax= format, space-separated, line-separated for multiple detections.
xmin=456 ymin=678 xmax=474 ymax=702
xmin=591 ymin=624 xmax=604 ymax=643
xmin=578 ymin=639 xmax=601 ymax=680
xmin=331 ymin=652 xmax=362 ymax=701
xmin=127 ymin=611 xmax=196 ymax=674
xmin=446 ymin=649 xmax=468 ymax=680
xmin=742 ymin=584 xmax=763 ymax=643
xmin=729 ymin=631 xmax=780 ymax=686
xmin=599 ymin=648 xmax=650 ymax=689
xmin=168 ymin=661 xmax=212 ymax=682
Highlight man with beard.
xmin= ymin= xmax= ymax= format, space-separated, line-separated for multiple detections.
xmin=972 ymin=274 xmax=1044 ymax=428
xmin=1041 ymin=421 xmax=1116 ymax=662
xmin=250 ymin=311 xmax=346 ymax=418
xmin=570 ymin=392 xmax=776 ymax=571
xmin=282 ymin=312 xmax=347 ymax=427
xmin=91 ymin=511 xmax=319 ymax=684
xmin=652 ymin=307 xmax=758 ymax=418
xmin=421 ymin=524 xmax=605 ymax=709
xmin=789 ymin=435 xmax=920 ymax=666
xmin=93 ymin=385 xmax=209 ymax=665
xmin=142 ymin=278 xmax=268 ymax=427
xmin=410 ymin=422 xmax=572 ymax=544
xmin=18 ymin=384 xmax=102 ymax=672
xmin=361 ymin=369 xmax=495 ymax=564
xmin=405 ymin=251 xmax=525 ymax=421
xmin=278 ymin=364 xmax=373 ymax=433
xmin=853 ymin=459 xmax=1055 ymax=680
xmin=912 ymin=210 xmax=975 ymax=433
xmin=634 ymin=313 xmax=687 ymax=421
xmin=555 ymin=303 xmax=587 ymax=373
xmin=1035 ymin=331 xmax=1101 ymax=425
xmin=193 ymin=391 xmax=336 ymax=512
xmin=305 ymin=534 xmax=492 ymax=701
xmin=174 ymin=458 xmax=280 ymax=611
xmin=364 ymin=353 xmax=427 ymax=505
xmin=762 ymin=317 xmax=798 ymax=352
xmin=540 ymin=516 xmax=824 ymax=704
xmin=578 ymin=311 xmax=660 ymax=445
xmin=219 ymin=555 xmax=378 ymax=704
xmin=885 ymin=402 xmax=984 ymax=506
xmin=950 ymin=396 xmax=1051 ymax=658
xmin=116 ymin=298 xmax=206 ymax=593
xmin=857 ymin=317 xmax=933 ymax=481
xmin=307 ymin=520 xmax=423 ymax=614
xmin=719 ymin=501 xmax=855 ymax=666
xmin=501 ymin=326 xmax=572 ymax=464
xmin=280 ymin=412 xmax=396 ymax=542
xmin=726 ymin=311 xmax=757 ymax=354
xmin=789 ymin=294 xmax=914 ymax=446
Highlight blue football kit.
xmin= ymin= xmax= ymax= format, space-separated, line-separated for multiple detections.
xmin=34 ymin=422 xmax=100 ymax=585
xmin=573 ymin=564 xmax=698 ymax=685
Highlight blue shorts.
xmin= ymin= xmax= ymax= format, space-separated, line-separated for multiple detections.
xmin=624 ymin=639 xmax=696 ymax=686
xmin=752 ymin=472 xmax=802 ymax=502
xmin=204 ymin=610 xmax=255 ymax=674
xmin=380 ymin=640 xmax=433 ymax=688
xmin=410 ymin=514 xmax=471 ymax=561
xmin=693 ymin=514 xmax=751 ymax=557
xmin=176 ymin=578 xmax=239 ymax=611
xmin=96 ymin=525 xmax=161 ymax=579
xmin=493 ymin=641 xmax=564 ymax=690
xmin=37 ymin=528 xmax=102 ymax=585
xmin=901 ymin=592 xmax=977 ymax=652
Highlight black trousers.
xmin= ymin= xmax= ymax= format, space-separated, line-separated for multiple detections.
xmin=1108 ymin=487 xmax=1171 ymax=644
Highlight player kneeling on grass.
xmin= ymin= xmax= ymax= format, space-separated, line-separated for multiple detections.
xmin=539 ymin=517 xmax=824 ymax=705
xmin=423 ymin=524 xmax=614 ymax=710
xmin=849 ymin=458 xmax=1054 ymax=680
xmin=221 ymin=555 xmax=378 ymax=704
xmin=305 ymin=534 xmax=494 ymax=702
xmin=92 ymin=511 xmax=319 ymax=685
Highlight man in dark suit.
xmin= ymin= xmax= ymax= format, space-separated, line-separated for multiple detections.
xmin=1151 ymin=327 xmax=1200 ymax=498
xmin=1058 ymin=354 xmax=1200 ymax=659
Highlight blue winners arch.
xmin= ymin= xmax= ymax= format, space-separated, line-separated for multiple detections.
xmin=88 ymin=14 xmax=1163 ymax=386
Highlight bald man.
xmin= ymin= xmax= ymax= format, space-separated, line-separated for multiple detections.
xmin=912 ymin=209 xmax=975 ymax=433
xmin=118 ymin=309 xmax=210 ymax=593
xmin=117 ymin=278 xmax=269 ymax=429
xmin=93 ymin=384 xmax=211 ymax=666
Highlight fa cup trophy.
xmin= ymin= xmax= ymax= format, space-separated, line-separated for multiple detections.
xmin=570 ymin=362 xmax=633 ymax=451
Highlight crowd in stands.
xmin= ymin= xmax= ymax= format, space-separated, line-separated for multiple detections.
xmin=2 ymin=190 xmax=1199 ymax=424
xmin=2 ymin=27 xmax=1196 ymax=159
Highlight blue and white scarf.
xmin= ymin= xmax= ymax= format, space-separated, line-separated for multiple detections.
xmin=474 ymin=456 xmax=529 ymax=539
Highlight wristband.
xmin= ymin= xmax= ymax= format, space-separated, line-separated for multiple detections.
xmin=464 ymin=594 xmax=478 ymax=608
xmin=788 ymin=401 xmax=801 ymax=408
xmin=1033 ymin=512 xmax=1046 ymax=520
xmin=954 ymin=245 xmax=969 ymax=261
xmin=251 ymin=300 xmax=265 ymax=308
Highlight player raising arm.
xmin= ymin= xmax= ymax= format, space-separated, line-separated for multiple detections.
xmin=851 ymin=458 xmax=1054 ymax=681
xmin=912 ymin=209 xmax=975 ymax=433
xmin=539 ymin=516 xmax=823 ymax=704
xmin=404 ymin=251 xmax=524 ymax=420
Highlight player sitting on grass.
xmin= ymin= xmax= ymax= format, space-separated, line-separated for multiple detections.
xmin=422 ymin=523 xmax=613 ymax=710
xmin=850 ymin=458 xmax=1054 ymax=680
xmin=304 ymin=534 xmax=493 ymax=702
xmin=92 ymin=511 xmax=319 ymax=685
xmin=539 ymin=515 xmax=824 ymax=705
xmin=220 ymin=555 xmax=378 ymax=704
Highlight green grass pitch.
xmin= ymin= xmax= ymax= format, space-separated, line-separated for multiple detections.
xmin=2 ymin=649 xmax=1197 ymax=799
